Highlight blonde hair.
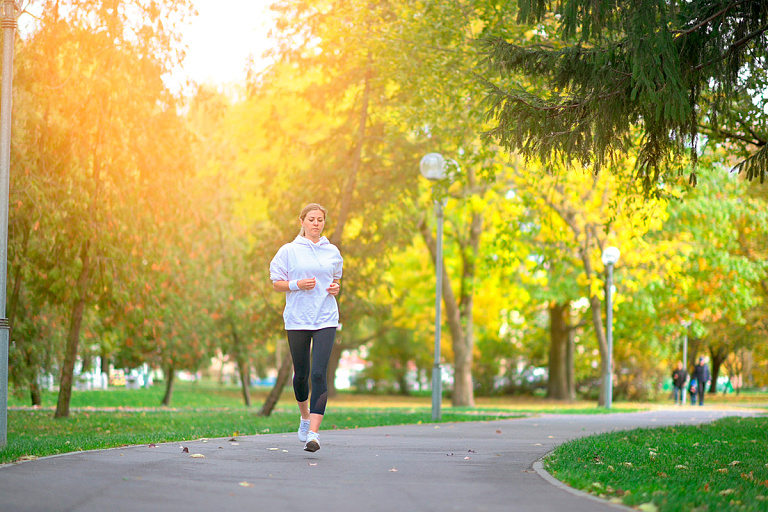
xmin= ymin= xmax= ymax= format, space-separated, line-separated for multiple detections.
xmin=298 ymin=203 xmax=328 ymax=237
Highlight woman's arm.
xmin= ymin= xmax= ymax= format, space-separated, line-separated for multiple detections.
xmin=273 ymin=278 xmax=317 ymax=292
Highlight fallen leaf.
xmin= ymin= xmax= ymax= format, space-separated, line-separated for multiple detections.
xmin=189 ymin=454 xmax=205 ymax=459
xmin=728 ymin=461 xmax=741 ymax=466
xmin=719 ymin=489 xmax=736 ymax=496
xmin=496 ymin=430 xmax=502 ymax=434
xmin=238 ymin=482 xmax=253 ymax=487
xmin=228 ymin=438 xmax=238 ymax=442
xmin=268 ymin=448 xmax=279 ymax=451
xmin=309 ymin=463 xmax=317 ymax=466
xmin=755 ymin=496 xmax=766 ymax=501
xmin=704 ymin=483 xmax=710 ymax=492
xmin=148 ymin=444 xmax=157 ymax=448
xmin=389 ymin=468 xmax=398 ymax=472
xmin=622 ymin=462 xmax=633 ymax=467
xmin=17 ymin=455 xmax=38 ymax=462
xmin=181 ymin=447 xmax=189 ymax=453
xmin=675 ymin=465 xmax=688 ymax=470
xmin=230 ymin=442 xmax=240 ymax=446
xmin=717 ymin=468 xmax=728 ymax=474
xmin=741 ymin=472 xmax=754 ymax=481
xmin=468 ymin=449 xmax=476 ymax=454
xmin=464 ymin=457 xmax=471 ymax=460
xmin=447 ymin=453 xmax=454 ymax=456
xmin=533 ymin=443 xmax=543 ymax=446
xmin=637 ymin=503 xmax=658 ymax=512
xmin=282 ymin=450 xmax=288 ymax=453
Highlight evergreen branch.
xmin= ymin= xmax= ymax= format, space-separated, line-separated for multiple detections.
xmin=732 ymin=143 xmax=768 ymax=183
xmin=672 ymin=0 xmax=744 ymax=36
xmin=693 ymin=23 xmax=768 ymax=71
xmin=699 ymin=124 xmax=766 ymax=147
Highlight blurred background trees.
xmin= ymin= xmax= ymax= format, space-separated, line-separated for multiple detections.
xmin=5 ymin=0 xmax=767 ymax=413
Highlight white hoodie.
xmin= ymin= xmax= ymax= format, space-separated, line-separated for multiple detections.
xmin=269 ymin=235 xmax=343 ymax=330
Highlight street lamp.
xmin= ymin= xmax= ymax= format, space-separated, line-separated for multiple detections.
xmin=0 ymin=0 xmax=18 ymax=448
xmin=601 ymin=246 xmax=620 ymax=409
xmin=681 ymin=319 xmax=692 ymax=405
xmin=420 ymin=153 xmax=447 ymax=422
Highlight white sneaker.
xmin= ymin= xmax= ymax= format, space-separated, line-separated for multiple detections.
xmin=298 ymin=419 xmax=311 ymax=442
xmin=304 ymin=431 xmax=320 ymax=452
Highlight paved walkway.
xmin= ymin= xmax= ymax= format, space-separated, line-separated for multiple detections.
xmin=0 ymin=408 xmax=758 ymax=512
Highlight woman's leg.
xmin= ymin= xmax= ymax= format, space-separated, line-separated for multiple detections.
xmin=286 ymin=330 xmax=313 ymax=418
xmin=308 ymin=327 xmax=336 ymax=432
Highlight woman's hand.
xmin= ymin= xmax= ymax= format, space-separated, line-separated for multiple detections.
xmin=299 ymin=278 xmax=316 ymax=290
xmin=326 ymin=281 xmax=340 ymax=296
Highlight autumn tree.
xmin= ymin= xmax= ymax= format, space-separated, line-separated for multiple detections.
xmin=9 ymin=0 xmax=195 ymax=417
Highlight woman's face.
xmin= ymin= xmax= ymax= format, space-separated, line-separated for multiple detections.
xmin=301 ymin=209 xmax=325 ymax=240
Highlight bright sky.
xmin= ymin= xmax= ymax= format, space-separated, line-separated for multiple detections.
xmin=170 ymin=0 xmax=276 ymax=89
xmin=18 ymin=0 xmax=277 ymax=91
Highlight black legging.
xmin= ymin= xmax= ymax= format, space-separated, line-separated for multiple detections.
xmin=286 ymin=327 xmax=336 ymax=415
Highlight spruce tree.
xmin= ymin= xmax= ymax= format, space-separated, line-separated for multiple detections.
xmin=480 ymin=0 xmax=768 ymax=190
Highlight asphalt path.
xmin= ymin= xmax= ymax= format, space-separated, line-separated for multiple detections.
xmin=0 ymin=407 xmax=758 ymax=512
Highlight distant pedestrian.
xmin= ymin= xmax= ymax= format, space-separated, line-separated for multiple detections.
xmin=693 ymin=356 xmax=711 ymax=406
xmin=270 ymin=203 xmax=343 ymax=453
xmin=672 ymin=361 xmax=687 ymax=405
xmin=688 ymin=377 xmax=697 ymax=403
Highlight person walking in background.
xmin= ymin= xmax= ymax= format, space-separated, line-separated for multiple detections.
xmin=693 ymin=356 xmax=711 ymax=406
xmin=672 ymin=361 xmax=687 ymax=405
xmin=270 ymin=203 xmax=343 ymax=452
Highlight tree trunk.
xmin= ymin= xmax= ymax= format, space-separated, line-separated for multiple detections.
xmin=55 ymin=241 xmax=92 ymax=419
xmin=709 ymin=345 xmax=728 ymax=395
xmin=260 ymin=350 xmax=293 ymax=417
xmin=161 ymin=365 xmax=175 ymax=406
xmin=328 ymin=51 xmax=371 ymax=250
xmin=566 ymin=313 xmax=576 ymax=400
xmin=29 ymin=378 xmax=41 ymax=407
xmin=327 ymin=340 xmax=343 ymax=397
xmin=23 ymin=347 xmax=42 ymax=406
xmin=547 ymin=301 xmax=570 ymax=399
xmin=237 ymin=356 xmax=251 ymax=407
xmin=229 ymin=318 xmax=251 ymax=406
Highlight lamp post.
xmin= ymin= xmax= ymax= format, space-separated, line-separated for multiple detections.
xmin=420 ymin=153 xmax=447 ymax=422
xmin=681 ymin=320 xmax=691 ymax=405
xmin=0 ymin=0 xmax=17 ymax=448
xmin=0 ymin=0 xmax=16 ymax=448
xmin=601 ymin=246 xmax=620 ymax=409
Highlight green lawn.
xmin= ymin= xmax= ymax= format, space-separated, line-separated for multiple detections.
xmin=544 ymin=415 xmax=768 ymax=512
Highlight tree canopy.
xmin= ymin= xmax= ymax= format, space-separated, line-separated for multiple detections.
xmin=480 ymin=0 xmax=768 ymax=190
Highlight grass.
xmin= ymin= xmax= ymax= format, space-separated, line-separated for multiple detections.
xmin=543 ymin=415 xmax=768 ymax=512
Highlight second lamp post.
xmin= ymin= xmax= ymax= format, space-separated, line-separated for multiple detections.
xmin=601 ymin=246 xmax=620 ymax=409
xmin=420 ymin=153 xmax=448 ymax=421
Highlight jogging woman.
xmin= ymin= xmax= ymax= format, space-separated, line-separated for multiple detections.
xmin=269 ymin=203 xmax=343 ymax=452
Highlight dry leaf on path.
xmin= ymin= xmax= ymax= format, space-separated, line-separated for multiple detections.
xmin=189 ymin=454 xmax=205 ymax=459
xmin=239 ymin=482 xmax=253 ymax=487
